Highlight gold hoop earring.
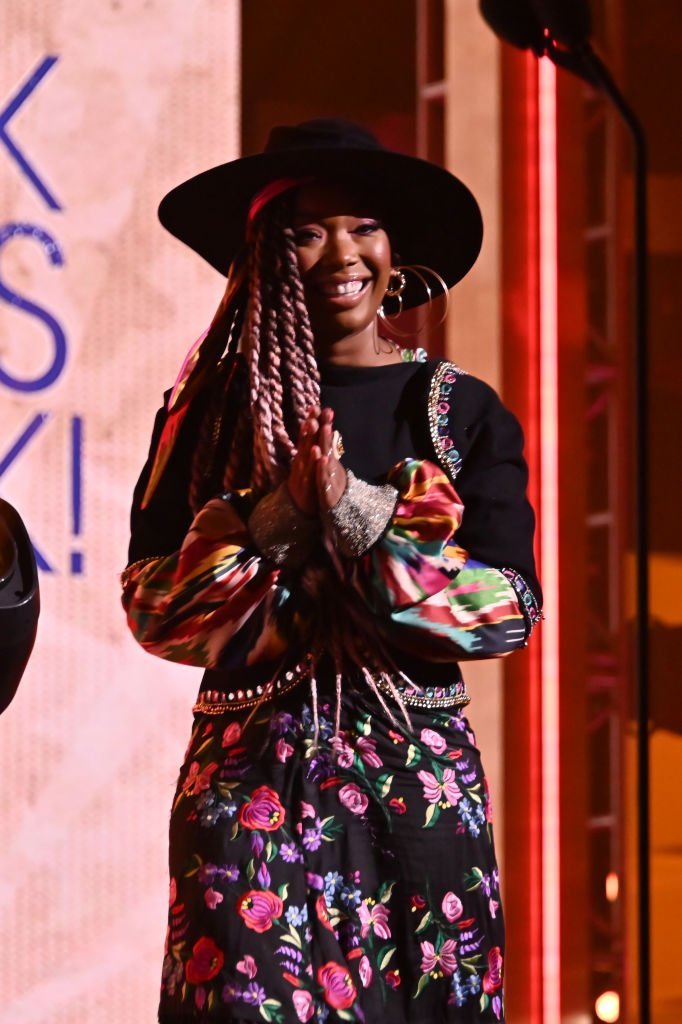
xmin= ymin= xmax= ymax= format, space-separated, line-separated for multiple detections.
xmin=377 ymin=264 xmax=449 ymax=339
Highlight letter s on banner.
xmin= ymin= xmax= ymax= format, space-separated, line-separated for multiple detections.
xmin=0 ymin=221 xmax=67 ymax=392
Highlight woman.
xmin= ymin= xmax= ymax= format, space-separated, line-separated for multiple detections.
xmin=122 ymin=119 xmax=541 ymax=1024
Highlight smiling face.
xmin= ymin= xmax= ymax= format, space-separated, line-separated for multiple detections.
xmin=291 ymin=182 xmax=395 ymax=363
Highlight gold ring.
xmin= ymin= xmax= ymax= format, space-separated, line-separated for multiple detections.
xmin=331 ymin=430 xmax=345 ymax=460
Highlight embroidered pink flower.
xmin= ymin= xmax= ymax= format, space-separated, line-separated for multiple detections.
xmin=317 ymin=961 xmax=357 ymax=1010
xmin=420 ymin=728 xmax=447 ymax=754
xmin=236 ymin=890 xmax=283 ymax=933
xmin=483 ymin=946 xmax=503 ymax=994
xmin=389 ymin=796 xmax=407 ymax=815
xmin=222 ymin=721 xmax=241 ymax=747
xmin=338 ymin=783 xmax=369 ymax=816
xmin=239 ymin=786 xmax=286 ymax=831
xmin=169 ymin=876 xmax=177 ymax=907
xmin=357 ymin=736 xmax=383 ymax=768
xmin=359 ymin=955 xmax=372 ymax=988
xmin=386 ymin=969 xmax=401 ymax=988
xmin=204 ymin=887 xmax=223 ymax=910
xmin=300 ymin=801 xmax=316 ymax=819
xmin=489 ymin=898 xmax=499 ymax=919
xmin=416 ymin=768 xmax=462 ymax=806
xmin=275 ymin=738 xmax=294 ymax=763
xmin=420 ymin=939 xmax=458 ymax=976
xmin=330 ymin=735 xmax=355 ymax=768
xmin=182 ymin=760 xmax=218 ymax=797
xmin=358 ymin=900 xmax=391 ymax=939
xmin=237 ymin=954 xmax=257 ymax=978
xmin=292 ymin=988 xmax=314 ymax=1021
xmin=185 ymin=936 xmax=224 ymax=984
xmin=441 ymin=891 xmax=464 ymax=922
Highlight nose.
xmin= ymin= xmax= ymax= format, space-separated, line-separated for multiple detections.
xmin=324 ymin=228 xmax=359 ymax=269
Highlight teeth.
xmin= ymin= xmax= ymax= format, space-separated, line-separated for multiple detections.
xmin=322 ymin=280 xmax=366 ymax=296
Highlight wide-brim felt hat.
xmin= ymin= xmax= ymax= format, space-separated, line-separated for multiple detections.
xmin=158 ymin=118 xmax=483 ymax=310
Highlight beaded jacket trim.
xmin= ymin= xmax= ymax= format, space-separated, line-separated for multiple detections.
xmin=427 ymin=361 xmax=468 ymax=482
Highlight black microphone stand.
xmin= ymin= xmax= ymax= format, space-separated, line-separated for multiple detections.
xmin=543 ymin=34 xmax=650 ymax=1024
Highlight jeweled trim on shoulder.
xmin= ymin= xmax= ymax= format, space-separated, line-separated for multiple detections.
xmin=427 ymin=361 xmax=468 ymax=481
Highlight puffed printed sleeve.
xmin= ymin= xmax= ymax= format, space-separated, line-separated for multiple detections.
xmin=122 ymin=492 xmax=312 ymax=668
xmin=342 ymin=459 xmax=535 ymax=661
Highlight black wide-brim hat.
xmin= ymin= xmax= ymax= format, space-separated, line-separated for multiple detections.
xmin=158 ymin=118 xmax=483 ymax=309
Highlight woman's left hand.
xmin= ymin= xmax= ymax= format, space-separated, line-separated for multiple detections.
xmin=316 ymin=409 xmax=347 ymax=511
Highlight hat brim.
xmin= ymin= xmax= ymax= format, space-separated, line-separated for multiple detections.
xmin=158 ymin=148 xmax=483 ymax=310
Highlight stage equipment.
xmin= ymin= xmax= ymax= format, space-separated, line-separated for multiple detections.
xmin=0 ymin=499 xmax=40 ymax=714
xmin=479 ymin=2 xmax=650 ymax=1020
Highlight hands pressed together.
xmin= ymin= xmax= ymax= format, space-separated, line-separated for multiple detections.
xmin=287 ymin=407 xmax=347 ymax=516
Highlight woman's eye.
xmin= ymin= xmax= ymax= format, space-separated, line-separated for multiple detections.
xmin=355 ymin=220 xmax=382 ymax=235
xmin=294 ymin=228 xmax=321 ymax=244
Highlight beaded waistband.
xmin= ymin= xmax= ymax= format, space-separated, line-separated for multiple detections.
xmin=193 ymin=657 xmax=470 ymax=715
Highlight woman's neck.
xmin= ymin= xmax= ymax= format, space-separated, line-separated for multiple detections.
xmin=314 ymin=324 xmax=403 ymax=367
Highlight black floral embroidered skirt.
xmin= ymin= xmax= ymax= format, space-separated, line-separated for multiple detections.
xmin=159 ymin=680 xmax=505 ymax=1023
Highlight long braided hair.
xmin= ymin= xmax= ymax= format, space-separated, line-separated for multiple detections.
xmin=189 ymin=192 xmax=321 ymax=509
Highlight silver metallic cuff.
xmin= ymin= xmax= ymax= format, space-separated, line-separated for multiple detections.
xmin=326 ymin=470 xmax=398 ymax=557
xmin=248 ymin=483 xmax=319 ymax=568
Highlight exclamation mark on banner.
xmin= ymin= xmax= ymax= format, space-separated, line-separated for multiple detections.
xmin=70 ymin=415 xmax=84 ymax=574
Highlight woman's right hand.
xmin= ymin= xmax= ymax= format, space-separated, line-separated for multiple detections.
xmin=287 ymin=406 xmax=326 ymax=516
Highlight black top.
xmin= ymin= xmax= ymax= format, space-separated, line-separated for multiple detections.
xmin=128 ymin=357 xmax=541 ymax=606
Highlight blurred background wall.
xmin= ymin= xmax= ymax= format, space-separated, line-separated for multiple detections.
xmin=1 ymin=2 xmax=680 ymax=1022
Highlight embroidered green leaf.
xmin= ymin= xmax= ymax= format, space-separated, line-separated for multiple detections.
xmin=246 ymin=859 xmax=255 ymax=882
xmin=337 ymin=1011 xmax=354 ymax=1021
xmin=279 ymin=932 xmax=301 ymax=949
xmin=377 ymin=773 xmax=394 ymax=798
xmin=215 ymin=780 xmax=240 ymax=796
xmin=287 ymin=925 xmax=303 ymax=948
xmin=406 ymin=743 xmax=421 ymax=767
xmin=259 ymin=1006 xmax=272 ymax=1022
xmin=265 ymin=839 xmax=273 ymax=861
xmin=194 ymin=738 xmax=213 ymax=758
xmin=424 ymin=803 xmax=441 ymax=829
xmin=378 ymin=880 xmax=396 ymax=904
xmin=479 ymin=993 xmax=490 ymax=1012
xmin=181 ymin=982 xmax=188 ymax=1001
xmin=208 ymin=989 xmax=216 ymax=1010
xmin=378 ymin=945 xmax=397 ymax=970
xmin=415 ymin=910 xmax=432 ymax=935
xmin=278 ymin=882 xmax=289 ymax=901
xmin=229 ymin=821 xmax=239 ymax=841
xmin=432 ymin=759 xmax=444 ymax=783
xmin=464 ymin=866 xmax=483 ymax=891
xmin=185 ymin=853 xmax=203 ymax=877
xmin=263 ymin=1000 xmax=282 ymax=1010
xmin=413 ymin=973 xmax=430 ymax=998
xmin=460 ymin=958 xmax=479 ymax=974
xmin=355 ymin=713 xmax=372 ymax=736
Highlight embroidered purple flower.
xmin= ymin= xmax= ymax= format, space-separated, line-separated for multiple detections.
xmin=338 ymin=783 xmax=369 ymax=816
xmin=242 ymin=981 xmax=267 ymax=1006
xmin=420 ymin=938 xmax=458 ymax=976
xmin=420 ymin=727 xmax=447 ymax=754
xmin=441 ymin=891 xmax=464 ymax=922
xmin=306 ymin=871 xmax=324 ymax=891
xmin=280 ymin=842 xmax=302 ymax=864
xmin=219 ymin=863 xmax=240 ymax=883
xmin=270 ymin=710 xmax=294 ymax=735
xmin=285 ymin=904 xmax=308 ymax=927
xmin=257 ymin=862 xmax=271 ymax=888
xmin=358 ymin=900 xmax=391 ymax=940
xmin=302 ymin=822 xmax=323 ymax=851
xmin=222 ymin=981 xmax=242 ymax=1003
xmin=417 ymin=768 xmax=462 ymax=806
xmin=197 ymin=863 xmax=218 ymax=886
xmin=250 ymin=832 xmax=265 ymax=857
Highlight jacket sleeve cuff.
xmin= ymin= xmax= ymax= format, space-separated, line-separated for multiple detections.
xmin=326 ymin=470 xmax=398 ymax=558
xmin=247 ymin=483 xmax=319 ymax=568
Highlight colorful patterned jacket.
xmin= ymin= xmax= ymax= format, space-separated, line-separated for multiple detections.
xmin=122 ymin=360 xmax=542 ymax=684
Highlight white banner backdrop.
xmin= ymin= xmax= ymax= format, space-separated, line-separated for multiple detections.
xmin=0 ymin=4 xmax=239 ymax=1021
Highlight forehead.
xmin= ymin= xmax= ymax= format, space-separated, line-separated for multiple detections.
xmin=292 ymin=181 xmax=384 ymax=223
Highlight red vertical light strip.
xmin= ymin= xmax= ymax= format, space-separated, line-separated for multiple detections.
xmin=538 ymin=56 xmax=561 ymax=1024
